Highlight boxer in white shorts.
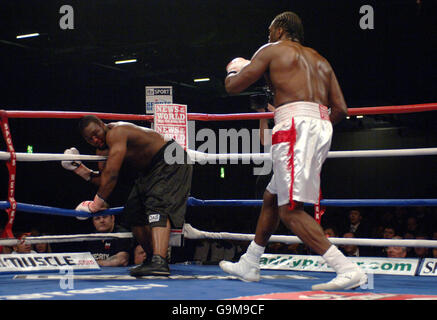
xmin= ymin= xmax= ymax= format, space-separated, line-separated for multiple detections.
xmin=267 ymin=101 xmax=332 ymax=209
xmin=219 ymin=11 xmax=367 ymax=290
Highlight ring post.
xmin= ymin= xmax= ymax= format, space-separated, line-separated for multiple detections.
xmin=0 ymin=110 xmax=17 ymax=249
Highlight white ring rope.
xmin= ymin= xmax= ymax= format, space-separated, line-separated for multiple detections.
xmin=182 ymin=224 xmax=437 ymax=248
xmin=0 ymin=152 xmax=106 ymax=162
xmin=1 ymin=224 xmax=437 ymax=248
xmin=0 ymin=232 xmax=133 ymax=246
xmin=1 ymin=147 xmax=437 ymax=162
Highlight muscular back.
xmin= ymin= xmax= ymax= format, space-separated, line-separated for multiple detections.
xmin=268 ymin=41 xmax=332 ymax=106
xmin=225 ymin=40 xmax=348 ymax=124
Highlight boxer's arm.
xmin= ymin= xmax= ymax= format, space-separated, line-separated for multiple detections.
xmin=327 ymin=70 xmax=348 ymax=125
xmin=89 ymin=149 xmax=108 ymax=186
xmin=95 ymin=128 xmax=127 ymax=202
xmin=225 ymin=44 xmax=272 ymax=95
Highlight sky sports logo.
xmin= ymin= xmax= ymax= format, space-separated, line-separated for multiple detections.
xmin=147 ymin=88 xmax=172 ymax=96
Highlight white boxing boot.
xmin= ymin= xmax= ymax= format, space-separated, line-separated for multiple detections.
xmin=219 ymin=254 xmax=260 ymax=282
xmin=219 ymin=240 xmax=264 ymax=282
xmin=312 ymin=245 xmax=368 ymax=290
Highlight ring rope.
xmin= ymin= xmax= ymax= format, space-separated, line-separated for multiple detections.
xmin=2 ymin=102 xmax=437 ymax=121
xmin=1 ymin=198 xmax=437 ymax=220
xmin=187 ymin=198 xmax=437 ymax=207
xmin=1 ymin=223 xmax=437 ymax=249
xmin=1 ymin=147 xmax=437 ymax=162
xmin=182 ymin=224 xmax=437 ymax=248
xmin=0 ymin=232 xmax=133 ymax=246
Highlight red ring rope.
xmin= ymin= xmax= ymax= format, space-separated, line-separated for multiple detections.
xmin=2 ymin=102 xmax=437 ymax=121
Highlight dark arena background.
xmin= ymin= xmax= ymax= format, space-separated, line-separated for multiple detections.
xmin=0 ymin=0 xmax=437 ymax=307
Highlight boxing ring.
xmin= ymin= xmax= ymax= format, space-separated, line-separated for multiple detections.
xmin=1 ymin=104 xmax=437 ymax=301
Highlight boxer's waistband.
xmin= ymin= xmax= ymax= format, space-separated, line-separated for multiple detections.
xmin=274 ymin=101 xmax=330 ymax=124
xmin=142 ymin=140 xmax=177 ymax=174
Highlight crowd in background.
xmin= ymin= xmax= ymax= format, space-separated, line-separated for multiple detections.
xmin=1 ymin=205 xmax=437 ymax=267
xmin=186 ymin=205 xmax=437 ymax=264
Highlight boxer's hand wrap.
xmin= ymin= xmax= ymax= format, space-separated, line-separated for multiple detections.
xmin=62 ymin=147 xmax=99 ymax=181
xmin=226 ymin=57 xmax=250 ymax=75
xmin=75 ymin=194 xmax=109 ymax=213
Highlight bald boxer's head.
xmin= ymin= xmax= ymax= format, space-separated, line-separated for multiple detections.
xmin=79 ymin=115 xmax=108 ymax=150
xmin=270 ymin=11 xmax=304 ymax=44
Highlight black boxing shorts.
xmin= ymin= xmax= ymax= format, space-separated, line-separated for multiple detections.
xmin=122 ymin=140 xmax=193 ymax=228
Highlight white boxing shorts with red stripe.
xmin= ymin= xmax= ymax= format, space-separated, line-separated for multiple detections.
xmin=266 ymin=101 xmax=333 ymax=209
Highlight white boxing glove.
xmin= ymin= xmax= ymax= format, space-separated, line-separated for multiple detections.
xmin=226 ymin=57 xmax=250 ymax=75
xmin=62 ymin=147 xmax=81 ymax=170
xmin=62 ymin=147 xmax=99 ymax=181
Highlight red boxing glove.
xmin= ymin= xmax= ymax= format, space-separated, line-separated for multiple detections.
xmin=75 ymin=194 xmax=109 ymax=213
xmin=226 ymin=57 xmax=250 ymax=75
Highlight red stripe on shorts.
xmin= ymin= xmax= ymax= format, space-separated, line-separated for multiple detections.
xmin=272 ymin=119 xmax=297 ymax=210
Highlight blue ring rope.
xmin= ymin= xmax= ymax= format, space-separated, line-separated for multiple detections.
xmin=1 ymin=197 xmax=437 ymax=219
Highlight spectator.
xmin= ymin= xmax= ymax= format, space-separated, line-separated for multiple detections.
xmin=133 ymin=244 xmax=147 ymax=265
xmin=412 ymin=233 xmax=430 ymax=259
xmin=12 ymin=232 xmax=36 ymax=254
xmin=344 ymin=209 xmax=371 ymax=238
xmin=33 ymin=239 xmax=52 ymax=254
xmin=340 ymin=232 xmax=360 ymax=257
xmin=85 ymin=215 xmax=132 ymax=267
xmin=324 ymin=227 xmax=337 ymax=238
xmin=30 ymin=228 xmax=52 ymax=253
xmin=373 ymin=226 xmax=397 ymax=257
xmin=405 ymin=216 xmax=419 ymax=237
xmin=386 ymin=236 xmax=408 ymax=258
xmin=383 ymin=226 xmax=396 ymax=239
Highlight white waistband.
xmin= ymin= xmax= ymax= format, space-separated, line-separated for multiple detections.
xmin=274 ymin=101 xmax=330 ymax=123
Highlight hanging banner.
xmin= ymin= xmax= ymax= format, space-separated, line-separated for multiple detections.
xmin=145 ymin=86 xmax=173 ymax=114
xmin=154 ymin=104 xmax=188 ymax=150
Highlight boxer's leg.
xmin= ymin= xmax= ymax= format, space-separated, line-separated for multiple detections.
xmin=130 ymin=218 xmax=171 ymax=277
xmin=278 ymin=203 xmax=368 ymax=290
xmin=278 ymin=201 xmax=330 ymax=255
xmin=219 ymin=190 xmax=278 ymax=282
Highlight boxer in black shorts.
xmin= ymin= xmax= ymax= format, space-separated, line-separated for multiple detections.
xmin=123 ymin=140 xmax=191 ymax=230
xmin=66 ymin=116 xmax=192 ymax=276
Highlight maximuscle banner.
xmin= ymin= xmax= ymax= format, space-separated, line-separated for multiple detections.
xmin=260 ymin=254 xmax=419 ymax=276
xmin=0 ymin=252 xmax=100 ymax=273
